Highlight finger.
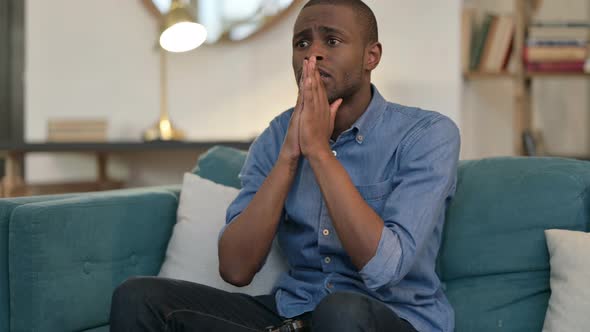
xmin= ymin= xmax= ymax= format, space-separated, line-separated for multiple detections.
xmin=329 ymin=98 xmax=343 ymax=123
xmin=304 ymin=61 xmax=314 ymax=107
xmin=312 ymin=59 xmax=323 ymax=114
xmin=297 ymin=59 xmax=308 ymax=110
xmin=310 ymin=56 xmax=323 ymax=97
xmin=302 ymin=59 xmax=308 ymax=87
xmin=314 ymin=62 xmax=328 ymax=108
xmin=298 ymin=61 xmax=306 ymax=99
xmin=295 ymin=87 xmax=303 ymax=112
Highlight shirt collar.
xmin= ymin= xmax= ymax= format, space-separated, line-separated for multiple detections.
xmin=350 ymin=84 xmax=387 ymax=144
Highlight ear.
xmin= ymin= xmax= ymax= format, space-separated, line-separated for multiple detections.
xmin=365 ymin=42 xmax=382 ymax=71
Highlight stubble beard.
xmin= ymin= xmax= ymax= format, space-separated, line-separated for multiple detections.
xmin=330 ymin=67 xmax=364 ymax=104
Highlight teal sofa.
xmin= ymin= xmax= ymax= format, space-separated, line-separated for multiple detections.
xmin=1 ymin=146 xmax=589 ymax=332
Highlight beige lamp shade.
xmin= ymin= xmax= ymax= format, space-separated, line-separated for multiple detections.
xmin=159 ymin=0 xmax=207 ymax=52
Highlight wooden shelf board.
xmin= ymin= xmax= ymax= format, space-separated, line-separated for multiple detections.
xmin=526 ymin=72 xmax=590 ymax=78
xmin=463 ymin=72 xmax=516 ymax=79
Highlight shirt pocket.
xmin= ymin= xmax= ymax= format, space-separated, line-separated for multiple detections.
xmin=355 ymin=179 xmax=394 ymax=213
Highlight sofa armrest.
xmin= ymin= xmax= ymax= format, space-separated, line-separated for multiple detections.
xmin=1 ymin=193 xmax=81 ymax=332
xmin=7 ymin=187 xmax=179 ymax=332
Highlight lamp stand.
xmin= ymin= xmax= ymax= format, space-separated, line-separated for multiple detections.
xmin=143 ymin=47 xmax=185 ymax=141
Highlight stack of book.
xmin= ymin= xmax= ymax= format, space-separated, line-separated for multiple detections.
xmin=463 ymin=9 xmax=515 ymax=73
xmin=47 ymin=119 xmax=108 ymax=142
xmin=525 ymin=21 xmax=590 ymax=73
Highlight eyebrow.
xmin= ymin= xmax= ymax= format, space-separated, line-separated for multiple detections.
xmin=293 ymin=26 xmax=348 ymax=40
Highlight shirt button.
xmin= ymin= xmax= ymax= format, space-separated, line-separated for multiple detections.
xmin=332 ymin=150 xmax=337 ymax=157
xmin=322 ymin=229 xmax=330 ymax=236
xmin=324 ymin=256 xmax=331 ymax=264
xmin=356 ymin=135 xmax=364 ymax=143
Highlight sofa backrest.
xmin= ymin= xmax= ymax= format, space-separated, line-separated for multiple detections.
xmin=439 ymin=157 xmax=590 ymax=332
xmin=193 ymin=146 xmax=248 ymax=189
xmin=196 ymin=147 xmax=590 ymax=332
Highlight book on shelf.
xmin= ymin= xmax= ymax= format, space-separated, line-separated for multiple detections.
xmin=479 ymin=15 xmax=514 ymax=72
xmin=461 ymin=7 xmax=476 ymax=73
xmin=524 ymin=46 xmax=587 ymax=62
xmin=526 ymin=60 xmax=586 ymax=72
xmin=524 ymin=20 xmax=590 ymax=73
xmin=526 ymin=39 xmax=587 ymax=47
xmin=528 ymin=26 xmax=590 ymax=40
xmin=464 ymin=10 xmax=514 ymax=73
xmin=530 ymin=21 xmax=590 ymax=28
xmin=47 ymin=119 xmax=108 ymax=142
xmin=469 ymin=13 xmax=494 ymax=71
xmin=47 ymin=132 xmax=108 ymax=142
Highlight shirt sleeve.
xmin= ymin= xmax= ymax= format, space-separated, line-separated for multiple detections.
xmin=359 ymin=115 xmax=461 ymax=290
xmin=218 ymin=110 xmax=291 ymax=241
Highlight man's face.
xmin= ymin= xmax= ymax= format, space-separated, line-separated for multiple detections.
xmin=292 ymin=4 xmax=367 ymax=103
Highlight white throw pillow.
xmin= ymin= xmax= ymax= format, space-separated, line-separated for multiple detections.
xmin=542 ymin=229 xmax=590 ymax=332
xmin=158 ymin=172 xmax=289 ymax=296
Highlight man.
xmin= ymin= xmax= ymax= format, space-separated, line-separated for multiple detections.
xmin=110 ymin=0 xmax=459 ymax=331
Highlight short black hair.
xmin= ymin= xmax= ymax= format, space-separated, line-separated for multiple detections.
xmin=302 ymin=0 xmax=378 ymax=44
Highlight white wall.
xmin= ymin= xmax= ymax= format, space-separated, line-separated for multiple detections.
xmin=25 ymin=0 xmax=462 ymax=185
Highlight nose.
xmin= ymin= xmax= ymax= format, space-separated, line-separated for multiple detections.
xmin=304 ymin=44 xmax=325 ymax=62
xmin=305 ymin=55 xmax=324 ymax=63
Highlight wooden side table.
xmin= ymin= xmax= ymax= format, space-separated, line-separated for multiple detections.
xmin=0 ymin=151 xmax=26 ymax=197
xmin=0 ymin=141 xmax=251 ymax=197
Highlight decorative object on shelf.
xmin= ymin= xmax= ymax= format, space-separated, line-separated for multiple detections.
xmin=47 ymin=119 xmax=108 ymax=142
xmin=142 ymin=0 xmax=303 ymax=44
xmin=522 ymin=129 xmax=546 ymax=156
xmin=144 ymin=0 xmax=205 ymax=142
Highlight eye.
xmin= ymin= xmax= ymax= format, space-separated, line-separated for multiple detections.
xmin=327 ymin=38 xmax=341 ymax=46
xmin=295 ymin=40 xmax=310 ymax=48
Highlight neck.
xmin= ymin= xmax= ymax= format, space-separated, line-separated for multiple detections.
xmin=331 ymin=83 xmax=373 ymax=140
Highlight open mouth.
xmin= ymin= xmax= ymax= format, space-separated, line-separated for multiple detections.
xmin=318 ymin=69 xmax=331 ymax=79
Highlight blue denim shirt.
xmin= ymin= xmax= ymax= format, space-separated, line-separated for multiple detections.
xmin=224 ymin=86 xmax=460 ymax=332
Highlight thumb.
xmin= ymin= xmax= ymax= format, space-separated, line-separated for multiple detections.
xmin=329 ymin=98 xmax=343 ymax=122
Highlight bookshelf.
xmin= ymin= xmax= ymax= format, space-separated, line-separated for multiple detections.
xmin=462 ymin=0 xmax=590 ymax=157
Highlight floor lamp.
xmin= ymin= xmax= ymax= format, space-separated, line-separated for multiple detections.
xmin=143 ymin=0 xmax=207 ymax=141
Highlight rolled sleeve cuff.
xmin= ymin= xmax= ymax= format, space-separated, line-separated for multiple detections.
xmin=359 ymin=226 xmax=402 ymax=290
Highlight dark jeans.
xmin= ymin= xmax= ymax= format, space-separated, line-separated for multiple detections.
xmin=110 ymin=276 xmax=418 ymax=332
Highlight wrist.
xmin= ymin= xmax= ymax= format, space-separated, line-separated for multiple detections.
xmin=277 ymin=153 xmax=300 ymax=174
xmin=306 ymin=144 xmax=334 ymax=165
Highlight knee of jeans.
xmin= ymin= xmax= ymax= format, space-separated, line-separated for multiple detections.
xmin=312 ymin=292 xmax=369 ymax=327
xmin=112 ymin=276 xmax=161 ymax=307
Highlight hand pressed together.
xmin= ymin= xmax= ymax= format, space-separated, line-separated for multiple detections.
xmin=300 ymin=56 xmax=343 ymax=158
xmin=279 ymin=56 xmax=343 ymax=164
